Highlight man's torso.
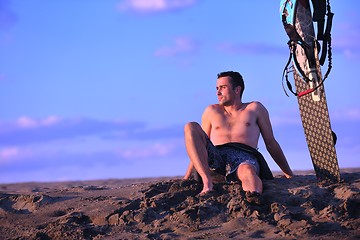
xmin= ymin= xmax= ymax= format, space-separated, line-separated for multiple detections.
xmin=205 ymin=102 xmax=261 ymax=148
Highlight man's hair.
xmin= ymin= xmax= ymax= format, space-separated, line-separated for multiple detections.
xmin=217 ymin=71 xmax=245 ymax=97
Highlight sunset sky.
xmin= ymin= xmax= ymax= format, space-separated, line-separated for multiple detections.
xmin=1 ymin=0 xmax=359 ymax=183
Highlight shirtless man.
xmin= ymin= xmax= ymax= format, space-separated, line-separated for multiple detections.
xmin=183 ymin=71 xmax=293 ymax=197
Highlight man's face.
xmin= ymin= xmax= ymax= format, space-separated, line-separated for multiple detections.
xmin=216 ymin=76 xmax=236 ymax=106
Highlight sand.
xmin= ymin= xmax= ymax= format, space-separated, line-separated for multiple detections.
xmin=0 ymin=169 xmax=359 ymax=240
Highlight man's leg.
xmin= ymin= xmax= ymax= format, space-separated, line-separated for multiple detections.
xmin=183 ymin=162 xmax=194 ymax=180
xmin=236 ymin=164 xmax=263 ymax=193
xmin=184 ymin=122 xmax=213 ymax=194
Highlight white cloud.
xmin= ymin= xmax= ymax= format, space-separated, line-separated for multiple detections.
xmin=0 ymin=116 xmax=148 ymax=146
xmin=155 ymin=37 xmax=198 ymax=57
xmin=217 ymin=42 xmax=285 ymax=55
xmin=16 ymin=115 xmax=61 ymax=129
xmin=0 ymin=147 xmax=33 ymax=164
xmin=332 ymin=12 xmax=360 ymax=60
xmin=16 ymin=116 xmax=38 ymax=128
xmin=332 ymin=108 xmax=360 ymax=121
xmin=41 ymin=115 xmax=61 ymax=126
xmin=117 ymin=0 xmax=197 ymax=13
xmin=346 ymin=109 xmax=360 ymax=119
xmin=116 ymin=140 xmax=182 ymax=159
xmin=0 ymin=147 xmax=18 ymax=159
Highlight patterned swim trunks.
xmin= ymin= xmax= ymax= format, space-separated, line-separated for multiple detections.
xmin=206 ymin=136 xmax=260 ymax=182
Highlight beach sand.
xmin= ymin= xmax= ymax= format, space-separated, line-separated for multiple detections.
xmin=0 ymin=169 xmax=359 ymax=239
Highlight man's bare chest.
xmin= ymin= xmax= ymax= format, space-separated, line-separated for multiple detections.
xmin=211 ymin=111 xmax=255 ymax=132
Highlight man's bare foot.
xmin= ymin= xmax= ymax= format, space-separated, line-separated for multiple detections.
xmin=199 ymin=188 xmax=212 ymax=196
xmin=199 ymin=181 xmax=214 ymax=196
xmin=198 ymin=189 xmax=216 ymax=199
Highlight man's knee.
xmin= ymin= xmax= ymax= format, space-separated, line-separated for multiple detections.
xmin=184 ymin=122 xmax=202 ymax=135
xmin=184 ymin=122 xmax=206 ymax=142
xmin=237 ymin=164 xmax=258 ymax=179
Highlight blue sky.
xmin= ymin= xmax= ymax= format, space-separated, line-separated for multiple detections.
xmin=0 ymin=0 xmax=359 ymax=183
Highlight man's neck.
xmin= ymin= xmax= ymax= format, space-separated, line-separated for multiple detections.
xmin=222 ymin=100 xmax=244 ymax=113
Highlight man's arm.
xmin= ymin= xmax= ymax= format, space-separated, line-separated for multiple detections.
xmin=256 ymin=102 xmax=294 ymax=178
xmin=201 ymin=105 xmax=213 ymax=137
xmin=265 ymin=139 xmax=293 ymax=178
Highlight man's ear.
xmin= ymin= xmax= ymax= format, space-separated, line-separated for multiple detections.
xmin=235 ymin=86 xmax=241 ymax=95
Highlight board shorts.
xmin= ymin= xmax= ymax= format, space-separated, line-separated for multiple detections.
xmin=206 ymin=136 xmax=260 ymax=183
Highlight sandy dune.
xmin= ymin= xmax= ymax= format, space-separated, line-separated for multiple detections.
xmin=0 ymin=169 xmax=359 ymax=239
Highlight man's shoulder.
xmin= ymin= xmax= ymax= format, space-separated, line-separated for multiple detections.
xmin=205 ymin=104 xmax=221 ymax=111
xmin=246 ymin=101 xmax=266 ymax=110
xmin=203 ymin=104 xmax=222 ymax=117
xmin=246 ymin=100 xmax=263 ymax=106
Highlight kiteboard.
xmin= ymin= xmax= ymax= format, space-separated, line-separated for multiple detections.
xmin=280 ymin=0 xmax=340 ymax=182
